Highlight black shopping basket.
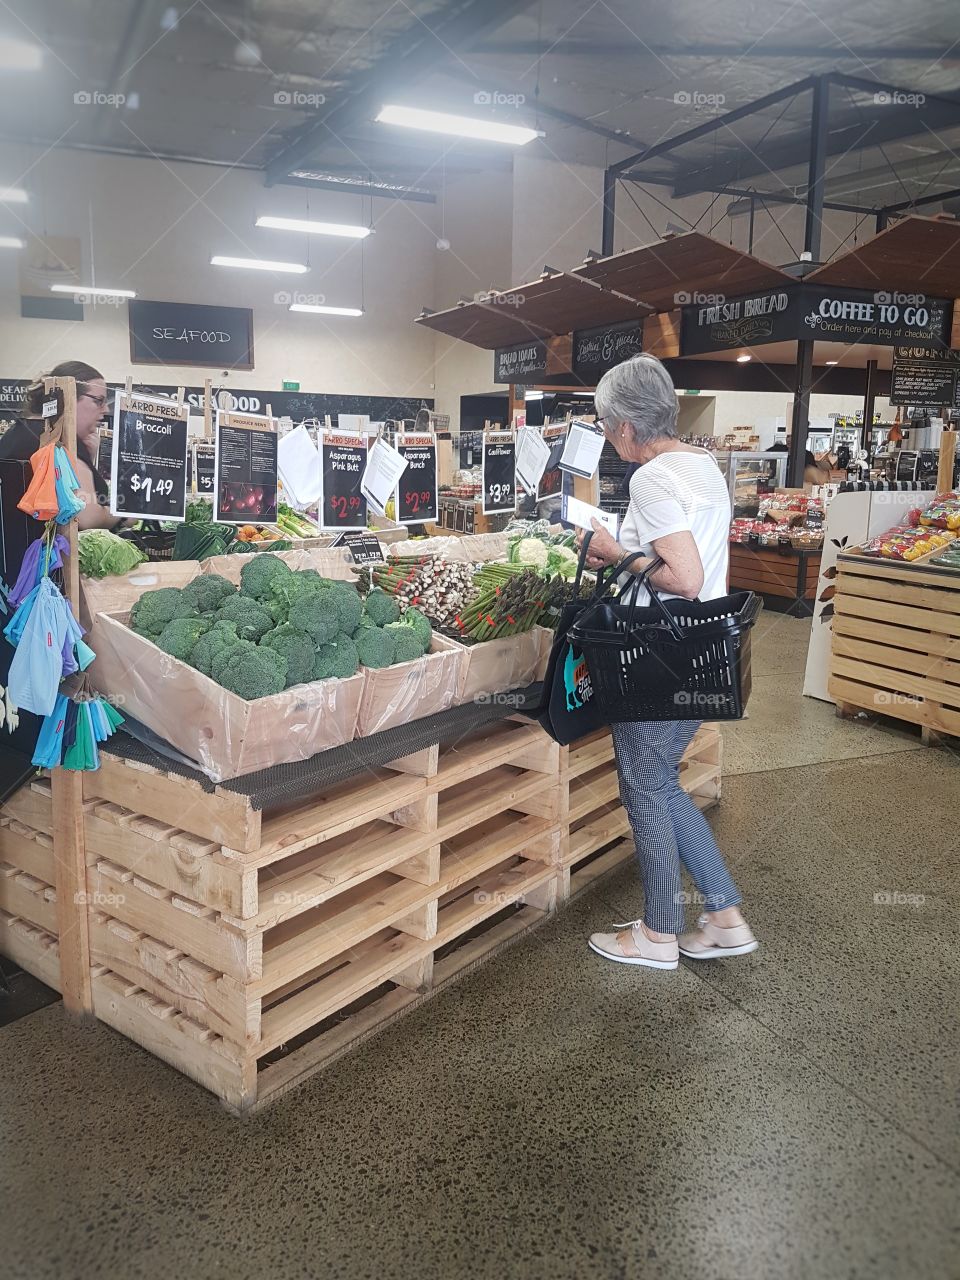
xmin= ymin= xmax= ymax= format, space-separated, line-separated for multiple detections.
xmin=568 ymin=560 xmax=762 ymax=722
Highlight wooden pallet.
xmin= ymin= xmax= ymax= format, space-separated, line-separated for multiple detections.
xmin=829 ymin=553 xmax=960 ymax=743
xmin=558 ymin=725 xmax=722 ymax=901
xmin=0 ymin=717 xmax=721 ymax=1112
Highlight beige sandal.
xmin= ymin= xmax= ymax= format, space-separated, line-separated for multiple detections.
xmin=588 ymin=923 xmax=679 ymax=969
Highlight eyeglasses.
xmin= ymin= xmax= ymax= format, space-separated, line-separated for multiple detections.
xmin=79 ymin=393 xmax=107 ymax=408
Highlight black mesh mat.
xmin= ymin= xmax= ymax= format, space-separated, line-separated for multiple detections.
xmin=101 ymin=684 xmax=545 ymax=810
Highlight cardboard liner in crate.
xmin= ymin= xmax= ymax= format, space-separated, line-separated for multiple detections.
xmin=89 ymin=611 xmax=363 ymax=782
xmin=433 ymin=627 xmax=553 ymax=704
xmin=355 ymin=639 xmax=465 ymax=738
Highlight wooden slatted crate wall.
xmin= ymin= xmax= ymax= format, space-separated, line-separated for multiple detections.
xmin=829 ymin=553 xmax=960 ymax=741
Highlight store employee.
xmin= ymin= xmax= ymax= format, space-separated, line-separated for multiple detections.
xmin=0 ymin=360 xmax=123 ymax=530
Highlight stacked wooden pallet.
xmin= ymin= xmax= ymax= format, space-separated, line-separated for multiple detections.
xmin=829 ymin=552 xmax=960 ymax=742
xmin=0 ymin=718 xmax=720 ymax=1112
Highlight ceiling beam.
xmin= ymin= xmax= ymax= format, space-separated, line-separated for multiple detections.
xmin=470 ymin=40 xmax=960 ymax=61
xmin=665 ymin=95 xmax=960 ymax=197
xmin=611 ymin=76 xmax=817 ymax=175
xmin=264 ymin=0 xmax=539 ymax=183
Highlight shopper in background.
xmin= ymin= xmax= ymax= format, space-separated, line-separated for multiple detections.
xmin=578 ymin=354 xmax=758 ymax=970
xmin=1 ymin=360 xmax=121 ymax=530
xmin=770 ymin=431 xmax=830 ymax=484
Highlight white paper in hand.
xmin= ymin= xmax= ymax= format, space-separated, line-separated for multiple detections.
xmin=277 ymin=424 xmax=322 ymax=506
xmin=562 ymin=494 xmax=619 ymax=536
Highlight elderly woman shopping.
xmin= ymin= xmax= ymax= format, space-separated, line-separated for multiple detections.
xmin=580 ymin=354 xmax=758 ymax=970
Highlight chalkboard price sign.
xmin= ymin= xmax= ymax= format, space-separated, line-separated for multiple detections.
xmin=110 ymin=392 xmax=189 ymax=521
xmin=213 ymin=411 xmax=278 ymax=524
xmin=890 ymin=346 xmax=960 ymax=407
xmin=320 ymin=432 xmax=368 ymax=530
xmin=482 ymin=431 xmax=517 ymax=515
xmin=396 ymin=433 xmax=438 ymax=523
xmin=330 ymin=530 xmax=385 ymax=564
xmin=191 ymin=445 xmax=215 ymax=497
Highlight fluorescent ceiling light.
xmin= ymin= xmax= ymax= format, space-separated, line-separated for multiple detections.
xmin=376 ymin=104 xmax=540 ymax=146
xmin=51 ymin=283 xmax=136 ymax=298
xmin=289 ymin=303 xmax=363 ymax=317
xmin=256 ymin=215 xmax=371 ymax=239
xmin=0 ymin=38 xmax=42 ymax=71
xmin=736 ymin=354 xmax=752 ymax=363
xmin=211 ymin=254 xmax=307 ymax=273
xmin=0 ymin=186 xmax=28 ymax=203
xmin=825 ymin=360 xmax=838 ymax=365
xmin=0 ymin=235 xmax=23 ymax=249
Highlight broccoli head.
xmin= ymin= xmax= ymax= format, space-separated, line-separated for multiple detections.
xmin=156 ymin=615 xmax=213 ymax=662
xmin=260 ymin=624 xmax=315 ymax=688
xmin=288 ymin=587 xmax=341 ymax=643
xmin=214 ymin=640 xmax=287 ymax=700
xmin=239 ymin=553 xmax=294 ymax=601
xmin=384 ymin=622 xmax=426 ymax=664
xmin=355 ymin=626 xmax=397 ymax=669
xmin=313 ymin=635 xmax=360 ymax=680
xmin=362 ymin=587 xmax=400 ymax=627
xmin=180 ymin=573 xmax=237 ymax=615
xmin=330 ymin=582 xmax=363 ymax=634
xmin=130 ymin=587 xmax=197 ymax=638
xmin=263 ymin=567 xmax=327 ymax=625
xmin=399 ymin=607 xmax=432 ymax=651
xmin=214 ymin=594 xmax=275 ymax=642
xmin=190 ymin=620 xmax=241 ymax=677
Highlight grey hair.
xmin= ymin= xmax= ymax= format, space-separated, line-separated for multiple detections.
xmin=595 ymin=353 xmax=679 ymax=445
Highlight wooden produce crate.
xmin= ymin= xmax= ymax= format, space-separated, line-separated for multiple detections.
xmin=829 ymin=552 xmax=960 ymax=741
xmin=557 ymin=725 xmax=723 ymax=901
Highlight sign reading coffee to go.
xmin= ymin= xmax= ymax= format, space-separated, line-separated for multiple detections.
xmin=129 ymin=299 xmax=254 ymax=370
xmin=681 ymin=285 xmax=953 ymax=355
xmin=494 ymin=340 xmax=548 ymax=383
xmin=572 ymin=320 xmax=643 ymax=380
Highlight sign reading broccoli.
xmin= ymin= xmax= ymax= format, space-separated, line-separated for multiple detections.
xmin=110 ymin=390 xmax=189 ymax=521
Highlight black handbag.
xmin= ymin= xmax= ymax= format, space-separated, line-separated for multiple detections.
xmin=533 ymin=534 xmax=649 ymax=745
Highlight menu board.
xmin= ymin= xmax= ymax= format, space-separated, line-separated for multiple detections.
xmin=396 ymin=433 xmax=438 ymax=523
xmin=213 ymin=411 xmax=278 ymax=524
xmin=481 ymin=431 xmax=517 ymax=515
xmin=320 ymin=431 xmax=368 ymax=530
xmin=110 ymin=391 xmax=189 ymax=521
xmin=890 ymin=346 xmax=960 ymax=407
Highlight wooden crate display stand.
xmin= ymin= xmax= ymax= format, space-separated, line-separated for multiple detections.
xmin=829 ymin=554 xmax=960 ymax=742
xmin=0 ymin=718 xmax=721 ymax=1112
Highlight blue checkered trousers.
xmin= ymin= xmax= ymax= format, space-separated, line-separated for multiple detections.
xmin=611 ymin=719 xmax=741 ymax=934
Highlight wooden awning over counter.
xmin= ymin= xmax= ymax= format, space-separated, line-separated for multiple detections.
xmin=416 ymin=231 xmax=792 ymax=349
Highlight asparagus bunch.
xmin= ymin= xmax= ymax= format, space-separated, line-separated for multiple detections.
xmin=358 ymin=555 xmax=476 ymax=630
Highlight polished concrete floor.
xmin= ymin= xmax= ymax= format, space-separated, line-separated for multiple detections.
xmin=2 ymin=614 xmax=957 ymax=1280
